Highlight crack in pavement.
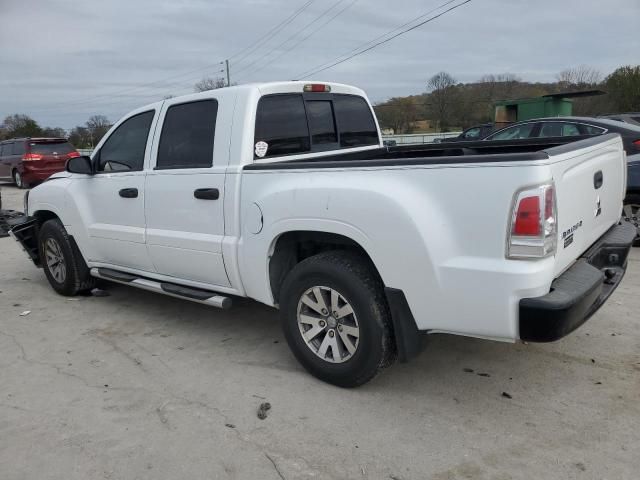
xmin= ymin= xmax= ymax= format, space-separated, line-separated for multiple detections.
xmin=265 ymin=453 xmax=287 ymax=480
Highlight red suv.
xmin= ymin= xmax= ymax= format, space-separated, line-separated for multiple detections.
xmin=0 ymin=138 xmax=80 ymax=188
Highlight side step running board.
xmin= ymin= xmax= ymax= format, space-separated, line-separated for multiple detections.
xmin=91 ymin=268 xmax=232 ymax=309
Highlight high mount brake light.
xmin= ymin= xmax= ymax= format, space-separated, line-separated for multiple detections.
xmin=507 ymin=183 xmax=557 ymax=259
xmin=303 ymin=84 xmax=331 ymax=93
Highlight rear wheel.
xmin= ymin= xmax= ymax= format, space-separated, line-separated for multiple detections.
xmin=280 ymin=251 xmax=396 ymax=387
xmin=39 ymin=219 xmax=95 ymax=295
xmin=622 ymin=194 xmax=640 ymax=247
xmin=12 ymin=169 xmax=27 ymax=189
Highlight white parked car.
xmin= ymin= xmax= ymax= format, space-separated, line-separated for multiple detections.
xmin=11 ymin=82 xmax=636 ymax=387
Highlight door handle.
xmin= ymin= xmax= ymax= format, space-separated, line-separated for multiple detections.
xmin=119 ymin=188 xmax=138 ymax=198
xmin=593 ymin=170 xmax=603 ymax=189
xmin=194 ymin=188 xmax=220 ymax=200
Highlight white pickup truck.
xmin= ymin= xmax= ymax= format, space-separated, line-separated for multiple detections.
xmin=10 ymin=81 xmax=636 ymax=387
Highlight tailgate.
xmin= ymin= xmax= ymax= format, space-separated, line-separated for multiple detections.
xmin=546 ymin=134 xmax=626 ymax=276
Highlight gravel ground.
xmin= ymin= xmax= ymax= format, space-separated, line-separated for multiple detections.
xmin=1 ymin=182 xmax=639 ymax=480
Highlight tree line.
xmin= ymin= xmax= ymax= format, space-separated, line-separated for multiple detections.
xmin=2 ymin=66 xmax=637 ymax=144
xmin=0 ymin=113 xmax=112 ymax=149
xmin=374 ymin=65 xmax=640 ymax=134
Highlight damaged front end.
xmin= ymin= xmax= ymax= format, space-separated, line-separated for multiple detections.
xmin=7 ymin=217 xmax=41 ymax=266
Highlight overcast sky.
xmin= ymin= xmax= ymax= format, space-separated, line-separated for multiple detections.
xmin=1 ymin=0 xmax=638 ymax=130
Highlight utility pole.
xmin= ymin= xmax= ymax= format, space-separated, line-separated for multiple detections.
xmin=225 ymin=59 xmax=231 ymax=87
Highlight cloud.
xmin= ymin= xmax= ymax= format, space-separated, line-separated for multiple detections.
xmin=0 ymin=0 xmax=637 ymax=128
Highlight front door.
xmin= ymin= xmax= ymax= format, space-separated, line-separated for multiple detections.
xmin=145 ymin=97 xmax=230 ymax=287
xmin=68 ymin=109 xmax=158 ymax=272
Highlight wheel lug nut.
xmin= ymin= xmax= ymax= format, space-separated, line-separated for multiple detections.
xmin=337 ymin=325 xmax=343 ymax=332
xmin=321 ymin=308 xmax=328 ymax=315
xmin=328 ymin=330 xmax=335 ymax=337
xmin=319 ymin=320 xmax=326 ymax=327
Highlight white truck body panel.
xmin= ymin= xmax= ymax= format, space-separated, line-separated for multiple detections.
xmin=26 ymin=82 xmax=628 ymax=344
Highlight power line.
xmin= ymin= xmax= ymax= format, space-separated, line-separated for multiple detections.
xmin=29 ymin=2 xmax=315 ymax=113
xmin=293 ymin=0 xmax=460 ymax=79
xmin=233 ymin=0 xmax=349 ymax=79
xmin=229 ymin=0 xmax=315 ymax=68
xmin=239 ymin=0 xmax=358 ymax=82
xmin=295 ymin=0 xmax=470 ymax=79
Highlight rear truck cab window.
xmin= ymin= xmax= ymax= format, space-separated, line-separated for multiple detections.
xmin=10 ymin=82 xmax=635 ymax=388
xmin=97 ymin=110 xmax=154 ymax=172
xmin=156 ymin=99 xmax=218 ymax=169
xmin=306 ymin=100 xmax=338 ymax=147
xmin=254 ymin=94 xmax=310 ymax=158
xmin=253 ymin=89 xmax=379 ymax=159
xmin=333 ymin=94 xmax=378 ymax=148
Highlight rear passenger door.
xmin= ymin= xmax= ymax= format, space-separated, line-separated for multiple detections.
xmin=145 ymin=96 xmax=231 ymax=287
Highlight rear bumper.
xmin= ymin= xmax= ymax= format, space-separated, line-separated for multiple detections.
xmin=519 ymin=222 xmax=636 ymax=342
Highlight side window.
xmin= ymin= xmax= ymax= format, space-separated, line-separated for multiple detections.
xmin=463 ymin=127 xmax=481 ymax=139
xmin=333 ymin=94 xmax=378 ymax=148
xmin=97 ymin=110 xmax=154 ymax=172
xmin=539 ymin=122 xmax=581 ymax=138
xmin=488 ymin=123 xmax=536 ymax=141
xmin=561 ymin=123 xmax=580 ymax=136
xmin=0 ymin=143 xmax=5 ymax=156
xmin=13 ymin=142 xmax=25 ymax=155
xmin=581 ymin=124 xmax=606 ymax=135
xmin=255 ymin=94 xmax=310 ymax=158
xmin=306 ymin=100 xmax=337 ymax=145
xmin=157 ymin=100 xmax=218 ymax=169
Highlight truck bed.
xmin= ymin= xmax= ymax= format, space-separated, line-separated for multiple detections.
xmin=246 ymin=134 xmax=609 ymax=170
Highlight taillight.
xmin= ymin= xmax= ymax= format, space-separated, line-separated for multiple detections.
xmin=303 ymin=83 xmax=331 ymax=93
xmin=22 ymin=153 xmax=42 ymax=161
xmin=68 ymin=151 xmax=80 ymax=158
xmin=507 ymin=183 xmax=557 ymax=259
xmin=633 ymin=139 xmax=640 ymax=150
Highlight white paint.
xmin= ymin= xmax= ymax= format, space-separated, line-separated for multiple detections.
xmin=23 ymin=81 xmax=626 ymax=344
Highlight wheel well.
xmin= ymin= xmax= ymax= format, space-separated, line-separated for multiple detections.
xmin=269 ymin=231 xmax=380 ymax=304
xmin=33 ymin=210 xmax=59 ymax=225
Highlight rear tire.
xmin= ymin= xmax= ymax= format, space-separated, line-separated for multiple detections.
xmin=280 ymin=251 xmax=396 ymax=387
xmin=623 ymin=194 xmax=640 ymax=247
xmin=12 ymin=169 xmax=28 ymax=189
xmin=39 ymin=219 xmax=96 ymax=296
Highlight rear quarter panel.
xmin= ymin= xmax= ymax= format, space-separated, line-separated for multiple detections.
xmin=239 ymin=161 xmax=555 ymax=341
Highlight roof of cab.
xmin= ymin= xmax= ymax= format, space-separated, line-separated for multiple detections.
xmin=137 ymin=81 xmax=366 ymax=111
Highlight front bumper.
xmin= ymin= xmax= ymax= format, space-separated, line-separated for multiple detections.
xmin=8 ymin=216 xmax=41 ymax=266
xmin=519 ymin=222 xmax=636 ymax=342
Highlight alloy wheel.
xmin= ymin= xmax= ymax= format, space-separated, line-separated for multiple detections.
xmin=296 ymin=286 xmax=360 ymax=363
xmin=45 ymin=237 xmax=66 ymax=283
